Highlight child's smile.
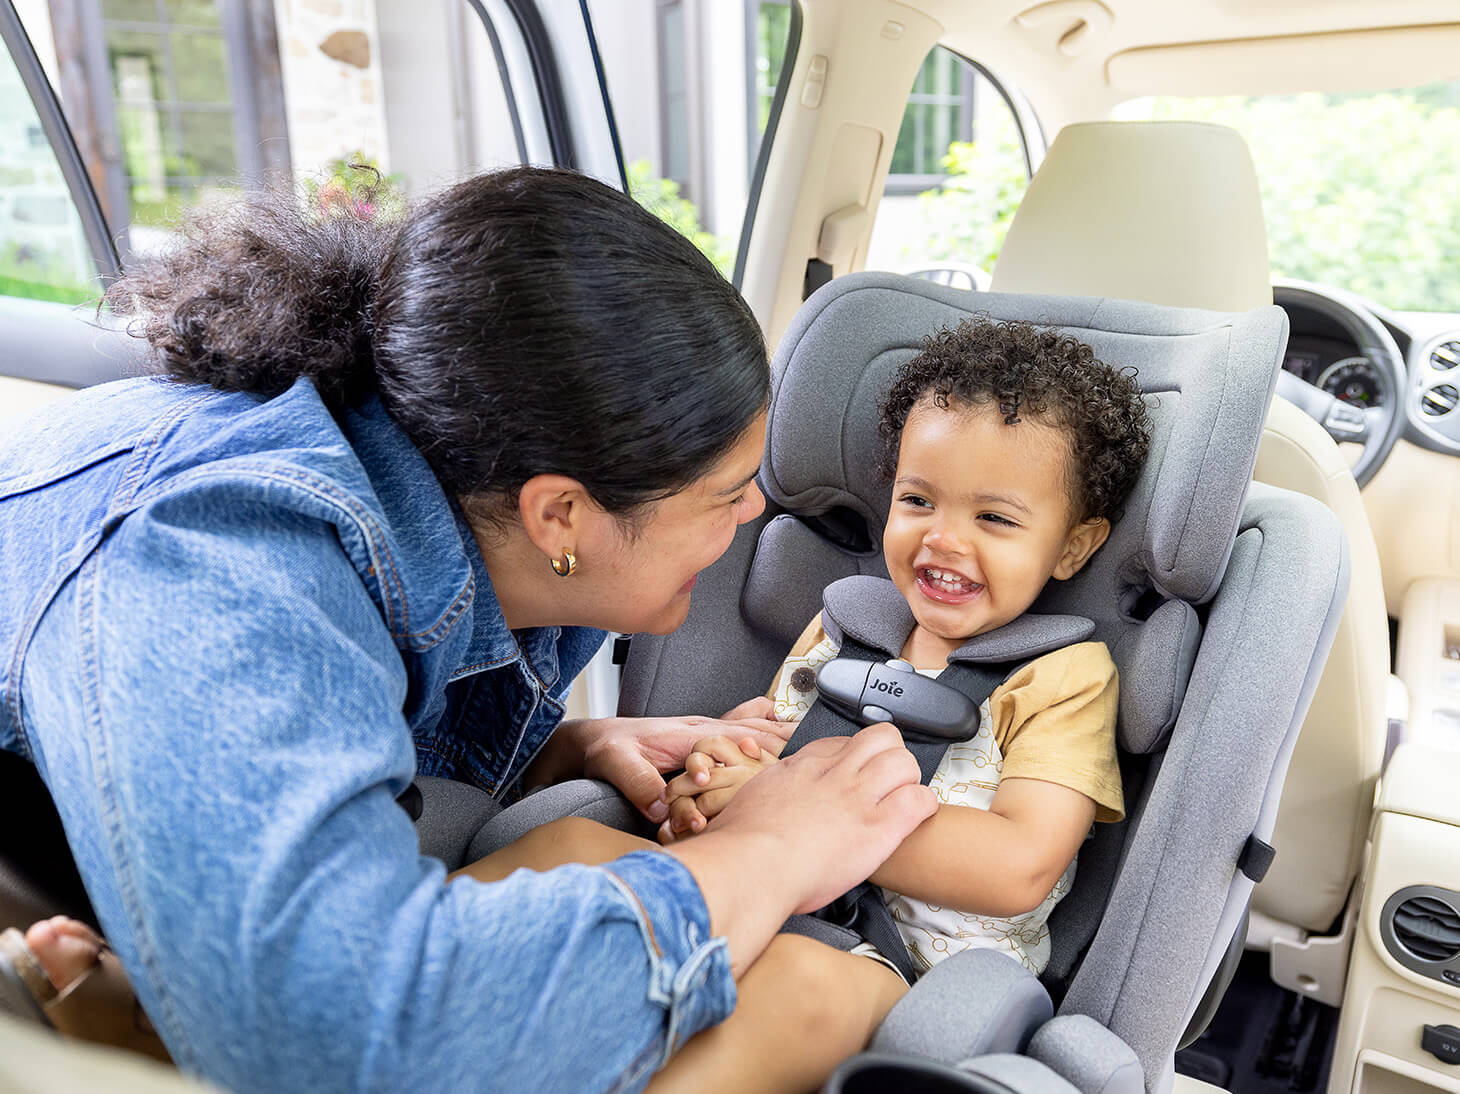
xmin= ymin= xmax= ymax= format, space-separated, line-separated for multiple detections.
xmin=915 ymin=565 xmax=984 ymax=603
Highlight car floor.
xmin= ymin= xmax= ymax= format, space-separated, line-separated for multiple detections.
xmin=1175 ymin=951 xmax=1340 ymax=1093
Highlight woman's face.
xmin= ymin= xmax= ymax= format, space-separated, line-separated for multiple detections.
xmin=575 ymin=413 xmax=767 ymax=635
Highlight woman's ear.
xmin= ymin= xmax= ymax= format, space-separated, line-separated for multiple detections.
xmin=1052 ymin=517 xmax=1111 ymax=581
xmin=516 ymin=474 xmax=594 ymax=559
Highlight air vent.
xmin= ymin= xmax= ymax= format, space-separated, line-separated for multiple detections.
xmin=1422 ymin=385 xmax=1460 ymax=417
xmin=1393 ymin=895 xmax=1460 ymax=962
xmin=1431 ymin=340 xmax=1460 ymax=372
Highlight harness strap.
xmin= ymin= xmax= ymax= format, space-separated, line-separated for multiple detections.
xmin=780 ymin=636 xmax=1018 ymax=983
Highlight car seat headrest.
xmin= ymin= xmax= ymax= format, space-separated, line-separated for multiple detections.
xmin=751 ymin=274 xmax=1286 ymax=753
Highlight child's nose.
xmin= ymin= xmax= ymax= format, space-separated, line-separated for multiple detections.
xmin=923 ymin=520 xmax=969 ymax=554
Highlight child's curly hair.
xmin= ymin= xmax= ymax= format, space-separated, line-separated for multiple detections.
xmin=879 ymin=316 xmax=1152 ymax=524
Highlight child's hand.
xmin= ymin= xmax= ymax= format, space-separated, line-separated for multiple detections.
xmin=657 ymin=735 xmax=777 ymax=843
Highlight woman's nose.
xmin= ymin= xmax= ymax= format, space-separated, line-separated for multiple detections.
xmin=738 ymin=481 xmax=767 ymax=524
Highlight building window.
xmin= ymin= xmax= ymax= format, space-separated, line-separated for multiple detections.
xmin=45 ymin=0 xmax=289 ymax=248
xmin=886 ymin=48 xmax=975 ymax=193
xmin=101 ymin=0 xmax=245 ymax=227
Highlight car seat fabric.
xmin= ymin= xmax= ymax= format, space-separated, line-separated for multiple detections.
xmin=624 ymin=274 xmax=1281 ymax=734
xmin=619 ymin=273 xmax=1349 ymax=1090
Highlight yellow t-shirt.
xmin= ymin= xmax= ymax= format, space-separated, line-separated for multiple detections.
xmin=766 ymin=615 xmax=1124 ymax=823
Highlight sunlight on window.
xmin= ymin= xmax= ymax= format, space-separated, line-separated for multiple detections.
xmin=0 ymin=48 xmax=98 ymax=303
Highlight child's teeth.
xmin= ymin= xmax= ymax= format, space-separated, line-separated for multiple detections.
xmin=925 ymin=568 xmax=974 ymax=592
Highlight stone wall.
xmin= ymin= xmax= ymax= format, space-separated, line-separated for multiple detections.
xmin=273 ymin=0 xmax=392 ymax=179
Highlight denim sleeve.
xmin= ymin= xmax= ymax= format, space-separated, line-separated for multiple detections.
xmin=22 ymin=490 xmax=735 ymax=1093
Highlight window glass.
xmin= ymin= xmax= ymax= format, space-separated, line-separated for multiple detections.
xmin=753 ymin=1 xmax=790 ymax=135
xmin=1113 ymin=83 xmax=1460 ymax=313
xmin=616 ymin=0 xmax=794 ymax=281
xmin=867 ymin=48 xmax=1031 ymax=283
xmin=889 ymin=49 xmax=971 ymax=180
xmin=658 ymin=1 xmax=689 ymax=190
xmin=99 ymin=1 xmax=244 ymax=236
xmin=0 ymin=41 xmax=98 ymax=302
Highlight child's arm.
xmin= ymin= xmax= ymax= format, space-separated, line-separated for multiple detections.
xmin=867 ymin=778 xmax=1096 ymax=918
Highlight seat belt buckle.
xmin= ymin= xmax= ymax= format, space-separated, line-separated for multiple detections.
xmin=814 ymin=657 xmax=980 ymax=742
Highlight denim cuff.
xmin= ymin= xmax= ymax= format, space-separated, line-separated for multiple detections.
xmin=604 ymin=850 xmax=736 ymax=1064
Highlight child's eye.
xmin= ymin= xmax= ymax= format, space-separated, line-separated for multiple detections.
xmin=979 ymin=512 xmax=1019 ymax=528
xmin=899 ymin=494 xmax=932 ymax=509
xmin=729 ymin=491 xmax=748 ymax=507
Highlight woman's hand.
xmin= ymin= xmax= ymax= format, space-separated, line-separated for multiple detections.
xmin=529 ymin=697 xmax=791 ymax=822
xmin=665 ymin=723 xmax=936 ymax=975
xmin=658 ymin=735 xmax=777 ymax=843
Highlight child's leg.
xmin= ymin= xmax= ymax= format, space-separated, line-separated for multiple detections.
xmin=449 ymin=816 xmax=658 ymax=884
xmin=646 ymin=933 xmax=907 ymax=1094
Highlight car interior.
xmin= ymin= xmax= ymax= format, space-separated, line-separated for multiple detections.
xmin=4 ymin=0 xmax=1460 ymax=1091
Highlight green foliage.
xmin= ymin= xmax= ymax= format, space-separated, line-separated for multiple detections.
xmin=0 ymin=242 xmax=95 ymax=305
xmin=1137 ymin=89 xmax=1460 ymax=312
xmin=627 ymin=159 xmax=735 ymax=279
xmin=894 ymin=110 xmax=1030 ymax=274
xmin=304 ymin=153 xmax=407 ymax=224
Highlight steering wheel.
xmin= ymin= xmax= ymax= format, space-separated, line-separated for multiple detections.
xmin=1271 ymin=279 xmax=1407 ymax=489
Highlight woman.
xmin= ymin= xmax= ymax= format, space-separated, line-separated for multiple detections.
xmin=0 ymin=168 xmax=934 ymax=1091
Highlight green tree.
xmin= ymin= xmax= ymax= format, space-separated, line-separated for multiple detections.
xmin=627 ymin=159 xmax=735 ymax=279
xmin=1140 ymin=89 xmax=1460 ymax=311
xmin=893 ymin=109 xmax=1030 ymax=274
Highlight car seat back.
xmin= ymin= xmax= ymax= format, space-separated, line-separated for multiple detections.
xmin=620 ymin=273 xmax=1348 ymax=1087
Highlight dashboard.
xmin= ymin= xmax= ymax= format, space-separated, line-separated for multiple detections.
xmin=1278 ymin=285 xmax=1460 ymax=459
xmin=1283 ymin=334 xmax=1387 ymax=409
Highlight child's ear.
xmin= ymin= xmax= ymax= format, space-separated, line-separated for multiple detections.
xmin=1052 ymin=517 xmax=1111 ymax=581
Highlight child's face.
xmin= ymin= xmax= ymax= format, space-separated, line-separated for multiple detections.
xmin=882 ymin=397 xmax=1109 ymax=646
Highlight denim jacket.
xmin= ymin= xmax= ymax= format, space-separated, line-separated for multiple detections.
xmin=0 ymin=377 xmax=734 ymax=1092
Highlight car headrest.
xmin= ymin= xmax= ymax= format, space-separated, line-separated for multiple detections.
xmin=990 ymin=120 xmax=1272 ymax=312
xmin=753 ymin=273 xmax=1286 ymax=752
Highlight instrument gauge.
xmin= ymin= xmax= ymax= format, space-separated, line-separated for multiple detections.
xmin=1316 ymin=356 xmax=1383 ymax=409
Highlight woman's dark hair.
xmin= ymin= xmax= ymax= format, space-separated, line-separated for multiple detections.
xmin=106 ymin=167 xmax=769 ymax=523
xmin=878 ymin=316 xmax=1151 ymax=524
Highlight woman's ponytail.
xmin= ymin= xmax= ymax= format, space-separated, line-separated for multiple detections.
xmin=106 ymin=191 xmax=397 ymax=402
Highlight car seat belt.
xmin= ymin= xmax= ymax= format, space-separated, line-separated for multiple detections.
xmin=779 ymin=636 xmax=1019 ymax=984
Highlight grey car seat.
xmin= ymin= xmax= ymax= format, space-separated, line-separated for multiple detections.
xmin=616 ymin=272 xmax=1349 ymax=1093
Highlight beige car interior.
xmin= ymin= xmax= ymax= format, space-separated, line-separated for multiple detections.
xmin=734 ymin=5 xmax=1460 ymax=1088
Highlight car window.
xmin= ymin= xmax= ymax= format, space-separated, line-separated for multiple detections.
xmin=1113 ymin=82 xmax=1460 ymax=314
xmin=866 ymin=47 xmax=1036 ymax=286
xmin=604 ymin=0 xmax=796 ymax=282
xmin=12 ymin=0 xmax=545 ymax=270
xmin=0 ymin=29 xmax=102 ymax=304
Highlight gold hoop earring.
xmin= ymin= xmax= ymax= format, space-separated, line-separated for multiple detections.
xmin=551 ymin=551 xmax=577 ymax=578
